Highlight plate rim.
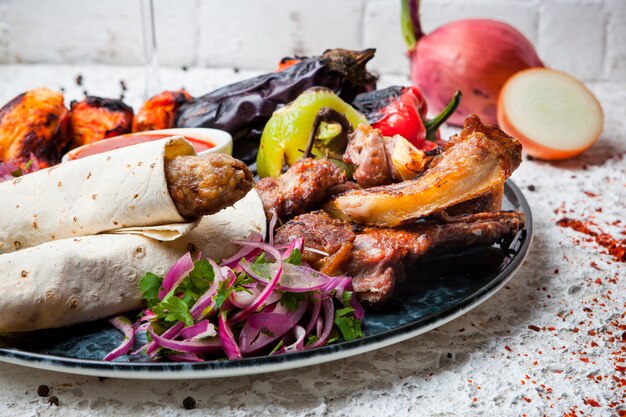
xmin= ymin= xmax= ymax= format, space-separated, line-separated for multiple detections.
xmin=0 ymin=180 xmax=533 ymax=379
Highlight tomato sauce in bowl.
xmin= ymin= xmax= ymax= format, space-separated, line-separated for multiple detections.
xmin=63 ymin=128 xmax=232 ymax=162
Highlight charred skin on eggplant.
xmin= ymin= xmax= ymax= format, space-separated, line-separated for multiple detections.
xmin=69 ymin=96 xmax=134 ymax=148
xmin=0 ymin=88 xmax=70 ymax=168
xmin=133 ymin=90 xmax=192 ymax=132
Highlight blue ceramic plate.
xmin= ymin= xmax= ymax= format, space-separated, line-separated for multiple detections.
xmin=0 ymin=180 xmax=532 ymax=379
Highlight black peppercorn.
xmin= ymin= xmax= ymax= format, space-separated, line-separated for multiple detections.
xmin=37 ymin=384 xmax=50 ymax=397
xmin=48 ymin=396 xmax=59 ymax=406
xmin=182 ymin=396 xmax=196 ymax=410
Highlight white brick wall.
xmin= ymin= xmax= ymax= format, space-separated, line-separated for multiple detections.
xmin=0 ymin=0 xmax=623 ymax=82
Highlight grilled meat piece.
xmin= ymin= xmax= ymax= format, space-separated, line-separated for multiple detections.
xmin=0 ymin=88 xmax=70 ymax=167
xmin=255 ymin=158 xmax=347 ymax=222
xmin=344 ymin=124 xmax=435 ymax=188
xmin=165 ymin=153 xmax=253 ymax=219
xmin=69 ymin=96 xmax=134 ymax=148
xmin=133 ymin=90 xmax=192 ymax=132
xmin=275 ymin=210 xmax=525 ymax=306
xmin=327 ymin=115 xmax=522 ymax=227
xmin=274 ymin=210 xmax=356 ymax=274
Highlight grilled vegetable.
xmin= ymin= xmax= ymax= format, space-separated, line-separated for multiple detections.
xmin=176 ymin=48 xmax=376 ymax=164
xmin=256 ymin=88 xmax=367 ymax=178
xmin=352 ymin=86 xmax=461 ymax=150
xmin=0 ymin=88 xmax=70 ymax=168
xmin=69 ymin=96 xmax=134 ymax=148
xmin=133 ymin=89 xmax=192 ymax=132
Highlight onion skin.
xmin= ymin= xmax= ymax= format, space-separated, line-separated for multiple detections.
xmin=404 ymin=0 xmax=543 ymax=126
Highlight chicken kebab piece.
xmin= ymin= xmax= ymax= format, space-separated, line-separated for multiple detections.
xmin=0 ymin=88 xmax=70 ymax=167
xmin=275 ymin=210 xmax=525 ymax=306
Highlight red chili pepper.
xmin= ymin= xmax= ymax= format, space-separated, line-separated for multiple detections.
xmin=353 ymin=86 xmax=461 ymax=150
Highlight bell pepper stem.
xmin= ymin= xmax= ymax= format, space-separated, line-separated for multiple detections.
xmin=303 ymin=108 xmax=351 ymax=159
xmin=424 ymin=90 xmax=462 ymax=141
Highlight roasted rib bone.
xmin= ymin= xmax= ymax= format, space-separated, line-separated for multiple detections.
xmin=326 ymin=115 xmax=522 ymax=227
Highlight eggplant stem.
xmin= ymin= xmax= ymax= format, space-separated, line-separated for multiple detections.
xmin=303 ymin=108 xmax=351 ymax=159
xmin=424 ymin=90 xmax=462 ymax=141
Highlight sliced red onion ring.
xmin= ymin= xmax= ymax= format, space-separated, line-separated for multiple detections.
xmin=268 ymin=213 xmax=278 ymax=246
xmin=284 ymin=326 xmax=307 ymax=352
xmin=179 ymin=320 xmax=217 ymax=340
xmin=229 ymin=243 xmax=283 ymax=324
xmin=351 ymin=294 xmax=365 ymax=320
xmin=229 ymin=286 xmax=260 ymax=309
xmin=103 ymin=316 xmax=135 ymax=361
xmin=158 ymin=252 xmax=194 ymax=300
xmin=189 ymin=259 xmax=224 ymax=319
xmin=145 ymin=322 xmax=184 ymax=355
xmin=218 ymin=311 xmax=242 ymax=359
xmin=149 ymin=326 xmax=222 ymax=355
xmin=281 ymin=238 xmax=304 ymax=260
xmin=239 ymin=300 xmax=307 ymax=354
xmin=221 ymin=231 xmax=264 ymax=267
xmin=308 ymin=298 xmax=334 ymax=349
xmin=304 ymin=293 xmax=322 ymax=336
xmin=240 ymin=262 xmax=328 ymax=293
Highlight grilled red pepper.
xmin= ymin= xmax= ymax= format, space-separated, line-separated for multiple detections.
xmin=352 ymin=86 xmax=460 ymax=150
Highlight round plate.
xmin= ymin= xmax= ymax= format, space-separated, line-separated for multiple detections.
xmin=0 ymin=180 xmax=532 ymax=379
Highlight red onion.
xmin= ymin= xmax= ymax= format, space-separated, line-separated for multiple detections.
xmin=149 ymin=326 xmax=222 ymax=355
xmin=239 ymin=301 xmax=307 ymax=354
xmin=103 ymin=316 xmax=135 ymax=361
xmin=284 ymin=326 xmax=307 ymax=352
xmin=240 ymin=261 xmax=328 ymax=293
xmin=179 ymin=319 xmax=217 ymax=340
xmin=308 ymin=299 xmax=335 ymax=349
xmin=158 ymin=252 xmax=194 ymax=300
xmin=218 ymin=311 xmax=242 ymax=359
xmin=402 ymin=0 xmax=543 ymax=126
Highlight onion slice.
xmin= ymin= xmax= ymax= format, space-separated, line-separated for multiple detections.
xmin=158 ymin=252 xmax=194 ymax=300
xmin=103 ymin=316 xmax=135 ymax=361
xmin=498 ymin=68 xmax=603 ymax=160
xmin=218 ymin=311 xmax=242 ymax=360
xmin=149 ymin=326 xmax=222 ymax=355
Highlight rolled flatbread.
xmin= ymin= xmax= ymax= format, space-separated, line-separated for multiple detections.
xmin=0 ymin=136 xmax=196 ymax=254
xmin=0 ymin=190 xmax=266 ymax=333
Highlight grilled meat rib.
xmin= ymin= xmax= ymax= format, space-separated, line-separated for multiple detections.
xmin=0 ymin=88 xmax=70 ymax=167
xmin=133 ymin=90 xmax=192 ymax=132
xmin=275 ymin=210 xmax=525 ymax=306
xmin=255 ymin=157 xmax=347 ymax=222
xmin=69 ymin=96 xmax=134 ymax=148
xmin=326 ymin=115 xmax=522 ymax=227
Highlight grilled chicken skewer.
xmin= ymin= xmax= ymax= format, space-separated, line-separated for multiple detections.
xmin=275 ymin=210 xmax=525 ymax=306
xmin=326 ymin=115 xmax=522 ymax=227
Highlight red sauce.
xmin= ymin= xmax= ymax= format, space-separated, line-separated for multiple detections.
xmin=68 ymin=133 xmax=214 ymax=160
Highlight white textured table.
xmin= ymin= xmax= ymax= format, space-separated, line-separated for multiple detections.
xmin=0 ymin=66 xmax=624 ymax=417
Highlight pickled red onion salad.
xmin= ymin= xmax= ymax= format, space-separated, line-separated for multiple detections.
xmin=103 ymin=231 xmax=365 ymax=362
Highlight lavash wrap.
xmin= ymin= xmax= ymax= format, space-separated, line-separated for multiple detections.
xmin=0 ymin=136 xmax=198 ymax=254
xmin=0 ymin=190 xmax=266 ymax=333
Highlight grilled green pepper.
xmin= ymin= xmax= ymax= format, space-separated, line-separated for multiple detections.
xmin=257 ymin=88 xmax=367 ymax=178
